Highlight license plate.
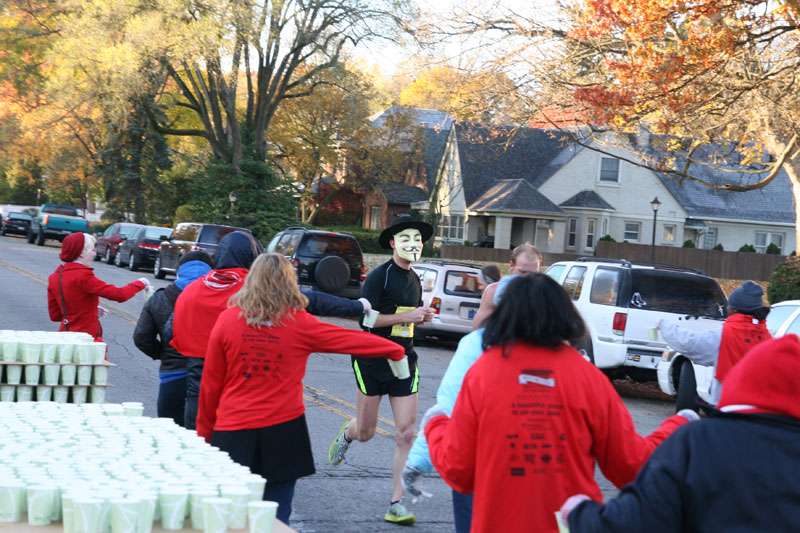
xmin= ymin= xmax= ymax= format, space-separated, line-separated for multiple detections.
xmin=460 ymin=306 xmax=478 ymax=319
xmin=627 ymin=354 xmax=641 ymax=362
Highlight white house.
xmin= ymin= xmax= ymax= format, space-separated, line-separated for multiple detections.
xmin=426 ymin=122 xmax=797 ymax=255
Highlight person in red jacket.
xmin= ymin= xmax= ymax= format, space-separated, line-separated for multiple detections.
xmin=197 ymin=253 xmax=404 ymax=525
xmin=47 ymin=232 xmax=147 ymax=342
xmin=423 ymin=274 xmax=697 ymax=533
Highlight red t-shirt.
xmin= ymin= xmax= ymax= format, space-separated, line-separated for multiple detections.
xmin=170 ymin=268 xmax=248 ymax=359
xmin=426 ymin=341 xmax=687 ymax=533
xmin=196 ymin=307 xmax=405 ymax=440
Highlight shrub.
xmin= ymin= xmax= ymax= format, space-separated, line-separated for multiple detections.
xmin=738 ymin=244 xmax=756 ymax=253
xmin=599 ymin=234 xmax=616 ymax=242
xmin=767 ymin=257 xmax=800 ymax=304
xmin=766 ymin=243 xmax=782 ymax=255
xmin=89 ymin=221 xmax=112 ymax=235
xmin=682 ymin=239 xmax=696 ymax=248
xmin=712 ymin=243 xmax=724 ymax=251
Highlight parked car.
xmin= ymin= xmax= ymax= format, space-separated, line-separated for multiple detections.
xmin=94 ymin=223 xmax=143 ymax=264
xmin=114 ymin=225 xmax=174 ymax=271
xmin=266 ymin=227 xmax=366 ymax=299
xmin=28 ymin=204 xmax=88 ymax=245
xmin=545 ymin=257 xmax=728 ymax=381
xmin=657 ymin=298 xmax=800 ymax=411
xmin=1 ymin=212 xmax=33 ymax=237
xmin=154 ymin=223 xmax=252 ymax=279
xmin=412 ymin=260 xmax=484 ymax=339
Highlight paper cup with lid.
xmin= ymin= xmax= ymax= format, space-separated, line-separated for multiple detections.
xmin=247 ymin=500 xmax=279 ymax=533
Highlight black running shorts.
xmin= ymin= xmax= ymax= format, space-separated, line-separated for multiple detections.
xmin=350 ymin=357 xmax=419 ymax=397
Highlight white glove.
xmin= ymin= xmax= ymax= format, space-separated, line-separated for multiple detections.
xmin=420 ymin=404 xmax=447 ymax=433
xmin=401 ymin=463 xmax=432 ymax=503
xmin=137 ymin=277 xmax=152 ymax=289
xmin=559 ymin=494 xmax=591 ymax=524
xmin=358 ymin=297 xmax=372 ymax=314
xmin=676 ymin=408 xmax=701 ymax=422
xmin=97 ymin=306 xmax=108 ymax=319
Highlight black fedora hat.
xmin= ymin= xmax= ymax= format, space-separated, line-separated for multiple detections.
xmin=379 ymin=216 xmax=434 ymax=250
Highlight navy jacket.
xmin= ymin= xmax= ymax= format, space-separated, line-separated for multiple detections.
xmin=133 ymin=284 xmax=185 ymax=373
xmin=570 ymin=412 xmax=800 ymax=533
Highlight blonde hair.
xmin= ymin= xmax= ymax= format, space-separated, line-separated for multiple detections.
xmin=82 ymin=233 xmax=97 ymax=259
xmin=511 ymin=242 xmax=542 ymax=265
xmin=229 ymin=253 xmax=309 ymax=327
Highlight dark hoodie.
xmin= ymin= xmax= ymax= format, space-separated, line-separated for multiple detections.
xmin=569 ymin=335 xmax=800 ymax=533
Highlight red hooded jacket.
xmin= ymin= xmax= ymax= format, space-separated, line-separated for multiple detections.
xmin=426 ymin=342 xmax=688 ymax=533
xmin=715 ymin=313 xmax=771 ymax=382
xmin=47 ymin=262 xmax=145 ymax=341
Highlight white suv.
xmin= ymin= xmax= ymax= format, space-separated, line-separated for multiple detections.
xmin=545 ymin=258 xmax=727 ymax=381
xmin=412 ymin=260 xmax=484 ymax=339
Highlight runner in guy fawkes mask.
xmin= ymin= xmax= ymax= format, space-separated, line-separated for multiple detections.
xmin=328 ymin=215 xmax=435 ymax=526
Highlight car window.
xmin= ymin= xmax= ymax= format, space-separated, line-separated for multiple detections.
xmin=766 ymin=304 xmax=800 ymax=335
xmin=42 ymin=206 xmax=79 ymax=216
xmin=629 ymin=270 xmax=726 ymax=317
xmin=544 ymin=264 xmax=566 ymax=281
xmin=413 ymin=268 xmax=437 ymax=292
xmin=590 ymin=267 xmax=621 ymax=306
xmin=781 ymin=314 xmax=800 ymax=337
xmin=280 ymin=234 xmax=301 ymax=255
xmin=104 ymin=224 xmax=116 ymax=237
xmin=444 ymin=271 xmax=482 ymax=298
xmin=298 ymin=234 xmax=361 ymax=258
xmin=198 ymin=225 xmax=238 ymax=244
xmin=266 ymin=234 xmax=282 ymax=252
xmin=562 ymin=266 xmax=587 ymax=300
xmin=120 ymin=225 xmax=138 ymax=238
xmin=10 ymin=213 xmax=32 ymax=220
xmin=173 ymin=224 xmax=199 ymax=242
xmin=144 ymin=227 xmax=172 ymax=240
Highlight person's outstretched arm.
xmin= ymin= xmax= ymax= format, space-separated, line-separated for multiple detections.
xmin=304 ymin=289 xmax=364 ymax=317
xmin=81 ymin=273 xmax=145 ymax=302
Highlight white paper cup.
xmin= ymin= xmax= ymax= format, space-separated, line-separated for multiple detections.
xmin=91 ymin=343 xmax=107 ymax=364
xmin=60 ymin=365 xmax=77 ymax=386
xmin=2 ymin=340 xmax=18 ymax=362
xmin=53 ymin=386 xmax=69 ymax=404
xmin=72 ymin=386 xmax=88 ymax=405
xmin=91 ymin=386 xmax=107 ymax=404
xmin=20 ymin=342 xmax=41 ymax=364
xmin=6 ymin=365 xmax=22 ymax=385
xmin=122 ymin=403 xmax=144 ymax=417
xmin=158 ymin=489 xmax=188 ymax=530
xmin=26 ymin=485 xmax=56 ymax=525
xmin=62 ymin=492 xmax=75 ymax=532
xmin=0 ymin=385 xmax=14 ymax=402
xmin=110 ymin=497 xmax=140 ymax=533
xmin=24 ymin=365 xmax=41 ymax=385
xmin=72 ymin=497 xmax=102 ymax=533
xmin=189 ymin=489 xmax=218 ymax=530
xmin=36 ymin=386 xmax=52 ymax=402
xmin=387 ymin=356 xmax=411 ymax=379
xmin=93 ymin=366 xmax=109 ymax=385
xmin=362 ymin=309 xmax=379 ymax=328
xmin=16 ymin=385 xmax=33 ymax=402
xmin=243 ymin=475 xmax=266 ymax=502
xmin=40 ymin=343 xmax=58 ymax=363
xmin=202 ymin=497 xmax=232 ymax=533
xmin=0 ymin=481 xmax=26 ymax=522
xmin=648 ymin=327 xmax=659 ymax=342
xmin=77 ymin=365 xmax=93 ymax=386
xmin=220 ymin=486 xmax=250 ymax=529
xmin=134 ymin=493 xmax=156 ymax=533
xmin=76 ymin=344 xmax=93 ymax=364
xmin=247 ymin=501 xmax=278 ymax=533
xmin=43 ymin=364 xmax=60 ymax=385
xmin=57 ymin=343 xmax=75 ymax=363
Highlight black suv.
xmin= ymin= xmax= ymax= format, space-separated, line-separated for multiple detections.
xmin=267 ymin=227 xmax=366 ymax=299
xmin=154 ymin=222 xmax=252 ymax=279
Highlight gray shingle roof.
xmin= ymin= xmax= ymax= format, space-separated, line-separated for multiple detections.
xmin=469 ymin=179 xmax=565 ymax=215
xmin=559 ymin=190 xmax=614 ymax=210
xmin=422 ymin=128 xmax=449 ymax=191
xmin=454 ymin=122 xmax=576 ymax=207
xmin=370 ymin=107 xmax=454 ymax=131
xmin=376 ymin=182 xmax=429 ymax=204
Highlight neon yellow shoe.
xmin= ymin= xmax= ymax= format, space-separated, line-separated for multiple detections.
xmin=328 ymin=421 xmax=351 ymax=465
xmin=384 ymin=501 xmax=416 ymax=525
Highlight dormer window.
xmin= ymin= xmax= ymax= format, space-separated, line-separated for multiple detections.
xmin=599 ymin=157 xmax=620 ymax=183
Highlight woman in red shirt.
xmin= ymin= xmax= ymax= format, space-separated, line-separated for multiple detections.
xmin=197 ymin=253 xmax=405 ymax=525
xmin=47 ymin=232 xmax=147 ymax=341
xmin=424 ymin=274 xmax=694 ymax=533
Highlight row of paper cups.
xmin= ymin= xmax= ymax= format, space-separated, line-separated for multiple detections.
xmin=0 ymin=384 xmax=108 ymax=403
xmin=0 ymin=363 xmax=109 ymax=385
xmin=0 ymin=331 xmax=105 ymax=364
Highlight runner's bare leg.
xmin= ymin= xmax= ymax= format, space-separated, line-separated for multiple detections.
xmin=346 ymin=390 xmax=381 ymax=442
xmin=389 ymin=393 xmax=419 ymax=502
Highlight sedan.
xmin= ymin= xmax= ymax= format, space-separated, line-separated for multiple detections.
xmin=115 ymin=225 xmax=174 ymax=271
xmin=1 ymin=212 xmax=33 ymax=237
xmin=94 ymin=223 xmax=143 ymax=264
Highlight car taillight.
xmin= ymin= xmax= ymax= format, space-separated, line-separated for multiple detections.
xmin=138 ymin=243 xmax=159 ymax=249
xmin=431 ymin=297 xmax=441 ymax=315
xmin=291 ymin=258 xmax=299 ymax=275
xmin=360 ymin=265 xmax=367 ymax=282
xmin=42 ymin=215 xmax=49 ymax=225
xmin=612 ymin=312 xmax=627 ymax=335
xmin=3 ymin=219 xmax=10 ymax=224
xmin=191 ymin=245 xmax=200 ymax=251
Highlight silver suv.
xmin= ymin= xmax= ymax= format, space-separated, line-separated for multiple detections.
xmin=412 ymin=260 xmax=484 ymax=339
xmin=545 ymin=258 xmax=727 ymax=381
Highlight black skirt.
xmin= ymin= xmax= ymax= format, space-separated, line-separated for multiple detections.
xmin=210 ymin=414 xmax=315 ymax=484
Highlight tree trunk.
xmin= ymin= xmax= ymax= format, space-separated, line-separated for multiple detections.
xmin=781 ymin=159 xmax=800 ymax=252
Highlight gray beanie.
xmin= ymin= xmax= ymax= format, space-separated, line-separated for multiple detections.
xmin=728 ymin=281 xmax=764 ymax=311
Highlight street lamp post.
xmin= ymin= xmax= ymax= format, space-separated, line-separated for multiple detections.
xmin=650 ymin=197 xmax=661 ymax=263
xmin=229 ymin=191 xmax=238 ymax=214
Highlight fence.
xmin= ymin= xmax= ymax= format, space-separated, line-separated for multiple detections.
xmin=440 ymin=242 xmax=788 ymax=281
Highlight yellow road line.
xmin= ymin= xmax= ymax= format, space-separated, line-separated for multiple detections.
xmin=304 ymin=394 xmax=393 ymax=437
xmin=304 ymin=384 xmax=396 ymax=428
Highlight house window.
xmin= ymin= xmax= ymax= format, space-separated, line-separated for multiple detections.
xmin=624 ymin=222 xmax=640 ymax=242
xmin=585 ymin=218 xmax=596 ymax=249
xmin=703 ymin=228 xmax=718 ymax=250
xmin=601 ymin=219 xmax=608 ymax=236
xmin=663 ymin=225 xmax=675 ymax=243
xmin=755 ymin=232 xmax=784 ymax=253
xmin=438 ymin=215 xmax=465 ymax=241
xmin=369 ymin=206 xmax=382 ymax=230
xmin=567 ymin=218 xmax=577 ymax=248
xmin=599 ymin=157 xmax=620 ymax=183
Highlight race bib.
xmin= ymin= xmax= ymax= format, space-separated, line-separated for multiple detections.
xmin=391 ymin=306 xmax=415 ymax=338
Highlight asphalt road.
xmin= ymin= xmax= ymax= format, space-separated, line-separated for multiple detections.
xmin=0 ymin=234 xmax=678 ymax=532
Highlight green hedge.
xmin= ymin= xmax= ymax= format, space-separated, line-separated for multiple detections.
xmin=767 ymin=257 xmax=800 ymax=304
